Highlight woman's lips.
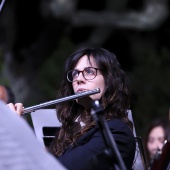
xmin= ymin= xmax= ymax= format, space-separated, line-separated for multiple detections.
xmin=76 ymin=89 xmax=88 ymax=93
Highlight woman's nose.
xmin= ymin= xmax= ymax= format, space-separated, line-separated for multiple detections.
xmin=153 ymin=141 xmax=163 ymax=150
xmin=76 ymin=72 xmax=86 ymax=82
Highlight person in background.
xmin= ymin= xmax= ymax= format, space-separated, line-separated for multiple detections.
xmin=143 ymin=117 xmax=170 ymax=168
xmin=7 ymin=47 xmax=136 ymax=170
xmin=0 ymin=85 xmax=15 ymax=103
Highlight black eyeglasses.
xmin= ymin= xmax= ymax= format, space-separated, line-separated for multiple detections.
xmin=67 ymin=67 xmax=101 ymax=82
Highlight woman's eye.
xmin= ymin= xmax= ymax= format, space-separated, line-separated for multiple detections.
xmin=148 ymin=138 xmax=154 ymax=144
xmin=85 ymin=68 xmax=95 ymax=75
xmin=72 ymin=71 xmax=78 ymax=77
xmin=159 ymin=137 xmax=165 ymax=143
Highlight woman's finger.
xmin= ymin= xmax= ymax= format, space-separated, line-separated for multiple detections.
xmin=6 ymin=103 xmax=24 ymax=116
xmin=15 ymin=103 xmax=24 ymax=116
xmin=7 ymin=103 xmax=17 ymax=113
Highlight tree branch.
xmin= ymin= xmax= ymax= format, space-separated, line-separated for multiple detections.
xmin=71 ymin=0 xmax=169 ymax=30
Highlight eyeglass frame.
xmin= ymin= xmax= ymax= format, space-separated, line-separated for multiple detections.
xmin=67 ymin=67 xmax=102 ymax=82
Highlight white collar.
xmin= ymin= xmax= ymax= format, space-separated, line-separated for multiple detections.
xmin=75 ymin=116 xmax=86 ymax=127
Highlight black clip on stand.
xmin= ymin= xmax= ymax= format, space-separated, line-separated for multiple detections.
xmin=91 ymin=100 xmax=127 ymax=170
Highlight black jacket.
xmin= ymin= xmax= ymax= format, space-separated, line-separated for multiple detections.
xmin=58 ymin=119 xmax=136 ymax=170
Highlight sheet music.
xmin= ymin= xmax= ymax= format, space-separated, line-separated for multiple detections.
xmin=0 ymin=100 xmax=67 ymax=170
xmin=30 ymin=109 xmax=61 ymax=147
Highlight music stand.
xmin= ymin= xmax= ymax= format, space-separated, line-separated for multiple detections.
xmin=30 ymin=109 xmax=61 ymax=147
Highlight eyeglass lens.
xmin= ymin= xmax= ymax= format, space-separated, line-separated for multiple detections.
xmin=67 ymin=67 xmax=97 ymax=82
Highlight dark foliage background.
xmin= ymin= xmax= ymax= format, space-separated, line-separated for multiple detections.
xmin=0 ymin=0 xmax=170 ymax=137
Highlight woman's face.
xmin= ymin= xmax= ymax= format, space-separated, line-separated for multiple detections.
xmin=0 ymin=86 xmax=8 ymax=103
xmin=72 ymin=55 xmax=105 ymax=101
xmin=147 ymin=126 xmax=165 ymax=158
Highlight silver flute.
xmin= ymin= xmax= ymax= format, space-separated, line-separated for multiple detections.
xmin=23 ymin=88 xmax=100 ymax=114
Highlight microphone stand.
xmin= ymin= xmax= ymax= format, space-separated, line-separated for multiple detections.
xmin=90 ymin=100 xmax=127 ymax=170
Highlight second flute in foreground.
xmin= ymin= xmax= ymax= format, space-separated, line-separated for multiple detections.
xmin=23 ymin=88 xmax=100 ymax=114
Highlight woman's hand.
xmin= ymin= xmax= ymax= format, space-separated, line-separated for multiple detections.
xmin=7 ymin=103 xmax=24 ymax=116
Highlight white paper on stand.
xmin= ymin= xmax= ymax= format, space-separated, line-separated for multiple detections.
xmin=30 ymin=109 xmax=61 ymax=147
xmin=0 ymin=100 xmax=67 ymax=170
